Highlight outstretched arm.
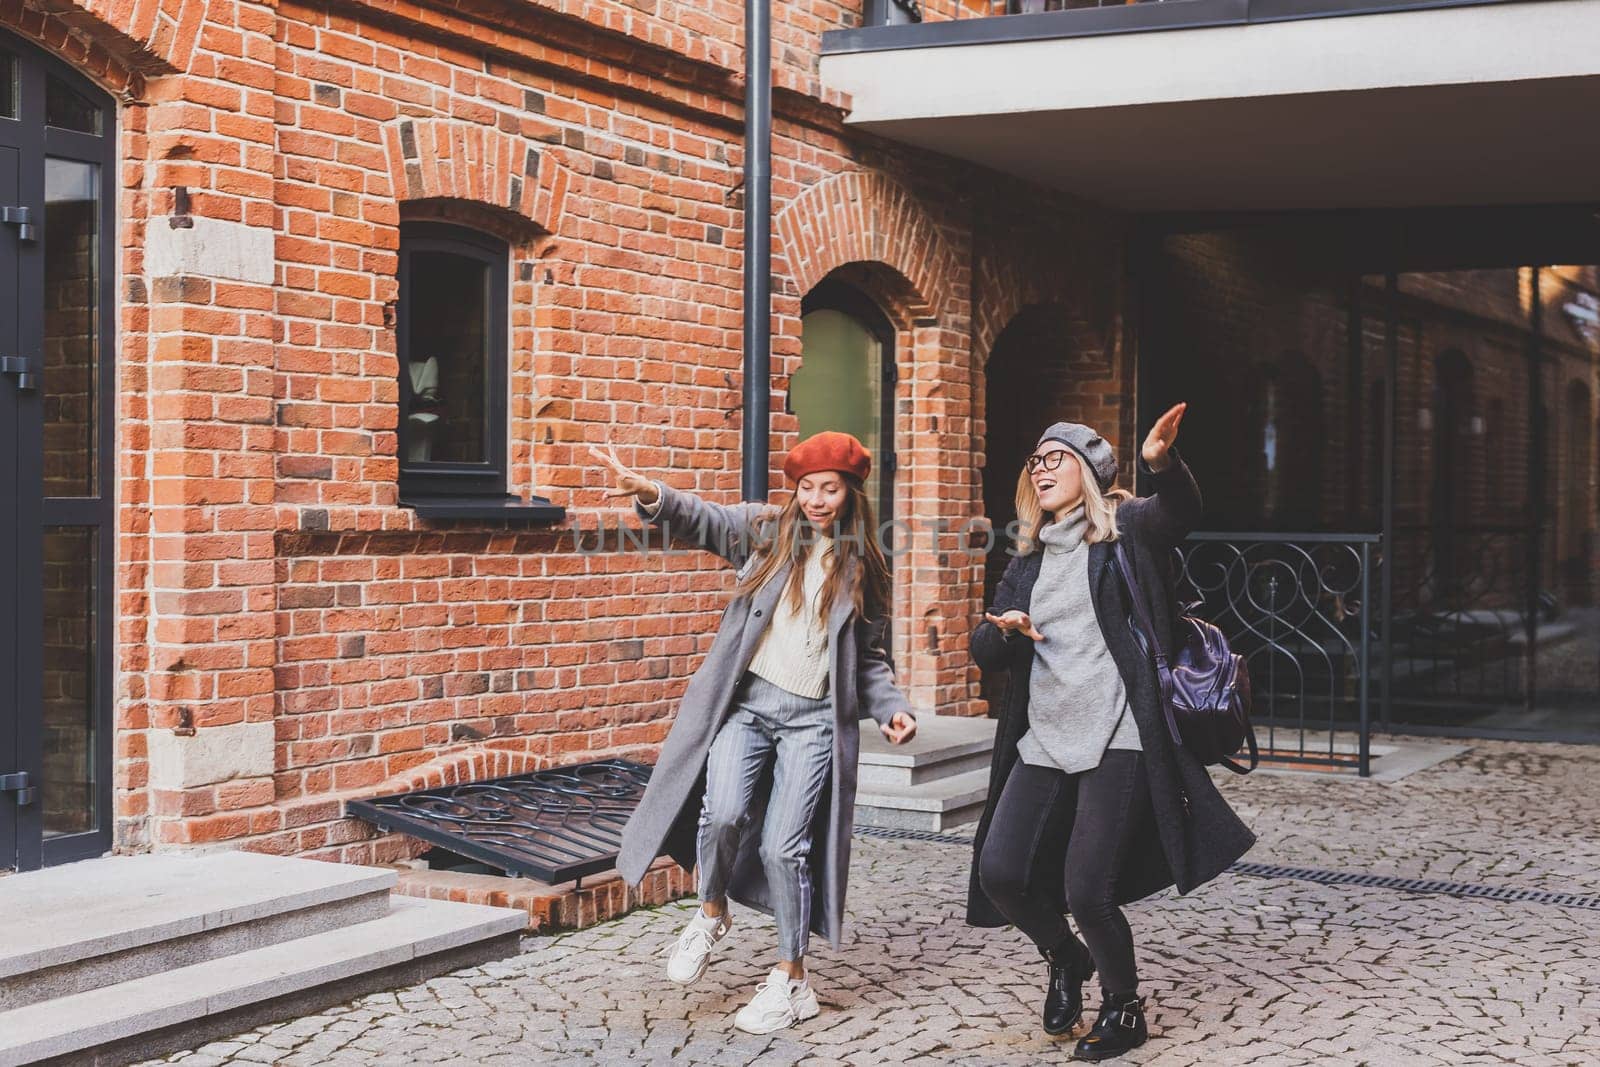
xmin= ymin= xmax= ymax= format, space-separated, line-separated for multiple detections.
xmin=972 ymin=554 xmax=1036 ymax=673
xmin=1127 ymin=402 xmax=1203 ymax=546
xmin=589 ymin=443 xmax=770 ymax=567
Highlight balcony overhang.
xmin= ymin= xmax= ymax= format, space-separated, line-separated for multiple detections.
xmin=820 ymin=0 xmax=1600 ymax=214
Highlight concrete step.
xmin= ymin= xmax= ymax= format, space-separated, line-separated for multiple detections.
xmin=854 ymin=767 xmax=991 ymax=832
xmin=0 ymin=852 xmax=396 ymax=1011
xmin=0 ymin=895 xmax=526 ymax=1067
xmin=857 ymin=714 xmax=996 ymax=789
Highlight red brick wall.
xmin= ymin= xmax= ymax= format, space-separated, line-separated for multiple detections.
xmin=6 ymin=0 xmax=1130 ymax=860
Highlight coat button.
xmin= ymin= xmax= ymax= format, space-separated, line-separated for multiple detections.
xmin=753 ymin=609 xmax=762 ymax=617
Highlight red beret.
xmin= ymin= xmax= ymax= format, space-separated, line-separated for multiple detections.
xmin=783 ymin=430 xmax=872 ymax=484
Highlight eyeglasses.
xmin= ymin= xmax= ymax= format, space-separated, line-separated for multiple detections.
xmin=1025 ymin=449 xmax=1071 ymax=474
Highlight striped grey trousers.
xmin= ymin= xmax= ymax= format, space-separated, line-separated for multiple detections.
xmin=697 ymin=671 xmax=834 ymax=961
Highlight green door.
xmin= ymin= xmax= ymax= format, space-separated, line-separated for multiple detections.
xmin=791 ymin=280 xmax=897 ymax=545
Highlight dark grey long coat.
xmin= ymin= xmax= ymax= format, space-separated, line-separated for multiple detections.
xmin=967 ymin=450 xmax=1256 ymax=926
xmin=616 ymin=483 xmax=912 ymax=949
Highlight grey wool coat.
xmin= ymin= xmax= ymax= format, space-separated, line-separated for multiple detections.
xmin=967 ymin=450 xmax=1256 ymax=927
xmin=616 ymin=482 xmax=914 ymax=949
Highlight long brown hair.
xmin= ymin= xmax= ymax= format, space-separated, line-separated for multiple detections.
xmin=1013 ymin=450 xmax=1133 ymax=555
xmin=734 ymin=476 xmax=891 ymax=626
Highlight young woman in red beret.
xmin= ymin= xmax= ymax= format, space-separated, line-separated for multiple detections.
xmin=600 ymin=431 xmax=917 ymax=1036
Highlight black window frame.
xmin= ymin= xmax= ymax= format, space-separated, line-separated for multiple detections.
xmin=396 ymin=221 xmax=510 ymax=500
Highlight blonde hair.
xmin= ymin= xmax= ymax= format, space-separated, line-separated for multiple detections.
xmin=1013 ymin=449 xmax=1132 ymax=555
xmin=734 ymin=476 xmax=891 ymax=626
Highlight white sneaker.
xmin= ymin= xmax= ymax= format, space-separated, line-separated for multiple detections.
xmin=666 ymin=908 xmax=731 ymax=984
xmin=733 ymin=968 xmax=821 ymax=1035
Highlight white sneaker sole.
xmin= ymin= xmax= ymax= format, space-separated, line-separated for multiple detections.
xmin=667 ymin=958 xmax=710 ymax=985
xmin=666 ymin=921 xmax=729 ymax=985
xmin=734 ymin=987 xmax=821 ymax=1035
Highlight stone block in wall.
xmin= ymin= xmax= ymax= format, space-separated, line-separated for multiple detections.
xmin=148 ymin=721 xmax=277 ymax=790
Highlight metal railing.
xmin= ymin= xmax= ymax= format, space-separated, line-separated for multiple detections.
xmin=1179 ymin=532 xmax=1378 ymax=775
xmin=1003 ymin=0 xmax=1166 ymax=12
xmin=866 ymin=0 xmax=1180 ymax=26
xmin=1386 ymin=523 xmax=1527 ymax=713
xmin=852 ymin=0 xmax=1521 ymax=36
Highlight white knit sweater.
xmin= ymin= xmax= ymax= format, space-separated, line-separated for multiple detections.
xmin=747 ymin=537 xmax=834 ymax=699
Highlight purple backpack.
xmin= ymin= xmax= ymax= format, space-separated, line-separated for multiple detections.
xmin=1113 ymin=540 xmax=1258 ymax=775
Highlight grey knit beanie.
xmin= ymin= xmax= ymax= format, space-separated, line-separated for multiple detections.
xmin=1035 ymin=422 xmax=1117 ymax=491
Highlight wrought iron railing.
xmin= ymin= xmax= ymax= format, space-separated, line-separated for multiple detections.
xmin=852 ymin=0 xmax=1519 ymax=34
xmin=1178 ymin=532 xmax=1377 ymax=775
xmin=1386 ymin=523 xmax=1529 ymax=713
xmin=1003 ymin=0 xmax=1164 ymax=12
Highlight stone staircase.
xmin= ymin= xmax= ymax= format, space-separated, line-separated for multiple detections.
xmin=855 ymin=714 xmax=997 ymax=832
xmin=0 ymin=851 xmax=525 ymax=1067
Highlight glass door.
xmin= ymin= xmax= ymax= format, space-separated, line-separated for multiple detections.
xmin=1 ymin=30 xmax=115 ymax=870
xmin=794 ymin=279 xmax=898 ymax=534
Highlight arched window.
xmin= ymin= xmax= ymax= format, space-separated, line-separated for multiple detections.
xmin=1430 ymin=351 xmax=1475 ymax=528
xmin=791 ymin=279 xmax=897 ymax=540
xmin=1248 ymin=355 xmax=1323 ymax=526
xmin=1562 ymin=380 xmax=1592 ymax=601
xmin=2 ymin=30 xmax=117 ymax=870
xmin=396 ymin=222 xmax=509 ymax=499
xmin=1429 ymin=350 xmax=1476 ymax=604
xmin=1484 ymin=397 xmax=1506 ymax=504
xmin=1366 ymin=377 xmax=1387 ymax=523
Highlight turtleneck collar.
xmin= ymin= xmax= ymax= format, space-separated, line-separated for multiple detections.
xmin=1038 ymin=505 xmax=1088 ymax=555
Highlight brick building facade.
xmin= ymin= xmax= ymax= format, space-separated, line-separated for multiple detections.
xmin=9 ymin=0 xmax=1598 ymax=875
xmin=0 ymin=0 xmax=1134 ymax=871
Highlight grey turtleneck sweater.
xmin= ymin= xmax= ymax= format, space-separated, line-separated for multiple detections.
xmin=1015 ymin=507 xmax=1142 ymax=774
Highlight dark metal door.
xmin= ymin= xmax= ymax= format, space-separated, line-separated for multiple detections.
xmin=0 ymin=139 xmax=21 ymax=870
xmin=1 ymin=32 xmax=116 ymax=870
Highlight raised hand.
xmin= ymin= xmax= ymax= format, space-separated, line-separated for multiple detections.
xmin=1141 ymin=402 xmax=1187 ymax=472
xmin=984 ymin=610 xmax=1046 ymax=643
xmin=587 ymin=441 xmax=659 ymax=504
xmin=880 ymin=711 xmax=917 ymax=745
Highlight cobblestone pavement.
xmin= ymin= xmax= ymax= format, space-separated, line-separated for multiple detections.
xmin=149 ymin=738 xmax=1600 ymax=1066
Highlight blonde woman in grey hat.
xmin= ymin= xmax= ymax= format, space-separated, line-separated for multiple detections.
xmin=966 ymin=403 xmax=1255 ymax=1061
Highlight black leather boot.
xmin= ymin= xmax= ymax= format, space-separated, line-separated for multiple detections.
xmin=1041 ymin=942 xmax=1095 ymax=1036
xmin=1072 ymin=989 xmax=1147 ymax=1061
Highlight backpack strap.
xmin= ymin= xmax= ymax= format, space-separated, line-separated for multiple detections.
xmin=1217 ymin=727 xmax=1259 ymax=774
xmin=1112 ymin=539 xmax=1185 ymax=749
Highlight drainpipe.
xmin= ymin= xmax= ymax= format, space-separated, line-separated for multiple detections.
xmin=741 ymin=0 xmax=772 ymax=502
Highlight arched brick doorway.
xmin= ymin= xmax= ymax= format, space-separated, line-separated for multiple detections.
xmin=979 ymin=303 xmax=1081 ymax=716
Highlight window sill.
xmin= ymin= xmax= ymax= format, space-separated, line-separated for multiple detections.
xmin=399 ymin=494 xmax=568 ymax=523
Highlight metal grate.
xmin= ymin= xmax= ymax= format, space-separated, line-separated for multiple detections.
xmin=855 ymin=825 xmax=975 ymax=846
xmin=347 ymin=758 xmax=651 ymax=885
xmin=1231 ymin=862 xmax=1600 ymax=911
xmin=853 ymin=828 xmax=1600 ymax=912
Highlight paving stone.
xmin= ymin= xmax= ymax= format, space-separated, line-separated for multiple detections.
xmin=136 ymin=737 xmax=1600 ymax=1066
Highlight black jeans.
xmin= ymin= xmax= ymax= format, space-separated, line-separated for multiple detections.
xmin=977 ymin=750 xmax=1151 ymax=995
